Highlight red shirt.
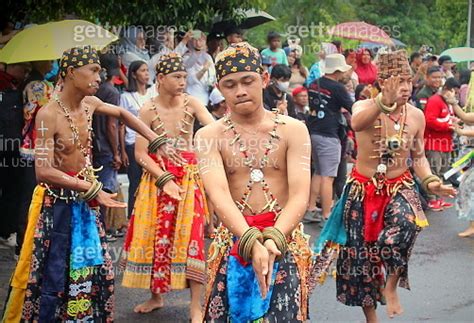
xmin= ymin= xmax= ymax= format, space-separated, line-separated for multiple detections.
xmin=424 ymin=94 xmax=453 ymax=152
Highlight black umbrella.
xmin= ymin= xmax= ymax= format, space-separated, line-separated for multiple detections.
xmin=211 ymin=9 xmax=276 ymax=33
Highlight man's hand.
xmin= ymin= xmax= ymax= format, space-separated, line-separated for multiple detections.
xmin=112 ymin=154 xmax=122 ymax=170
xmin=121 ymin=149 xmax=130 ymax=167
xmin=161 ymin=180 xmax=184 ymax=200
xmin=263 ymin=239 xmax=282 ymax=292
xmin=157 ymin=143 xmax=187 ymax=166
xmin=428 ymin=181 xmax=457 ymax=198
xmin=96 ymin=190 xmax=127 ymax=208
xmin=381 ymin=75 xmax=401 ymax=105
xmin=251 ymin=241 xmax=270 ymax=299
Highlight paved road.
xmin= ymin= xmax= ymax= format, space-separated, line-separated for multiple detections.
xmin=1 ymin=200 xmax=473 ymax=322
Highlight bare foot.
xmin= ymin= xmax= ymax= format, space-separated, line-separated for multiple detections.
xmin=384 ymin=287 xmax=403 ymax=318
xmin=190 ymin=303 xmax=203 ymax=323
xmin=458 ymin=226 xmax=474 ymax=237
xmin=133 ymin=295 xmax=164 ymax=314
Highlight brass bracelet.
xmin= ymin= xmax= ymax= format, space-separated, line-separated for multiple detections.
xmin=422 ymin=174 xmax=441 ymax=194
xmin=155 ymin=171 xmax=176 ymax=189
xmin=148 ymin=135 xmax=168 ymax=153
xmin=262 ymin=227 xmax=288 ymax=260
xmin=238 ymin=227 xmax=263 ymax=262
xmin=375 ymin=93 xmax=397 ymax=114
xmin=79 ymin=180 xmax=103 ymax=202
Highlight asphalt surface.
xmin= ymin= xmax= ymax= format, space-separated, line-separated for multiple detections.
xmin=1 ymin=199 xmax=473 ymax=322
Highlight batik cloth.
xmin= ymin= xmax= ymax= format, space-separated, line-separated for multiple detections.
xmin=122 ymin=151 xmax=208 ymax=293
xmin=2 ymin=185 xmax=114 ymax=322
xmin=204 ymin=212 xmax=314 ymax=322
xmin=312 ymin=168 xmax=426 ymax=308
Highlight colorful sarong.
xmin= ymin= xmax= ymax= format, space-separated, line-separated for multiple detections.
xmin=204 ymin=212 xmax=314 ymax=322
xmin=122 ymin=151 xmax=208 ymax=293
xmin=2 ymin=185 xmax=114 ymax=322
xmin=312 ymin=168 xmax=427 ymax=308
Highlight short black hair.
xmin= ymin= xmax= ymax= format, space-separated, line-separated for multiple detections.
xmin=438 ymin=55 xmax=452 ymax=66
xmin=355 ymin=83 xmax=368 ymax=101
xmin=270 ymin=64 xmax=291 ymax=80
xmin=410 ymin=52 xmax=422 ymax=63
xmin=426 ymin=66 xmax=441 ymax=76
xmin=267 ymin=31 xmax=281 ymax=42
xmin=126 ymin=60 xmax=148 ymax=92
xmin=443 ymin=77 xmax=461 ymax=91
xmin=459 ymin=69 xmax=471 ymax=85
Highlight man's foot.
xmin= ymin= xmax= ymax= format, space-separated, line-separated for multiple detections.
xmin=133 ymin=296 xmax=164 ymax=313
xmin=384 ymin=287 xmax=404 ymax=318
xmin=427 ymin=200 xmax=443 ymax=212
xmin=438 ymin=199 xmax=453 ymax=209
xmin=190 ymin=302 xmax=203 ymax=323
xmin=458 ymin=226 xmax=474 ymax=237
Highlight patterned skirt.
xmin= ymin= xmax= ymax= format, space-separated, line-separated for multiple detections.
xmin=204 ymin=222 xmax=314 ymax=322
xmin=2 ymin=186 xmax=114 ymax=322
xmin=456 ymin=167 xmax=474 ymax=221
xmin=122 ymin=151 xmax=208 ymax=293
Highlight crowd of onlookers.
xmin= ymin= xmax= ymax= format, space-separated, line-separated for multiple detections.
xmin=1 ymin=23 xmax=473 ymax=255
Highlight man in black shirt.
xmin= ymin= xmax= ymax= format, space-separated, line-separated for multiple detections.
xmin=263 ymin=64 xmax=297 ymax=118
xmin=305 ymin=53 xmax=353 ymax=222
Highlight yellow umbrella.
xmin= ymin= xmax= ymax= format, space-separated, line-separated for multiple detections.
xmin=0 ymin=20 xmax=118 ymax=64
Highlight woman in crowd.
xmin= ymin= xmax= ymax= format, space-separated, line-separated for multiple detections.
xmin=119 ymin=26 xmax=150 ymax=71
xmin=120 ymin=60 xmax=156 ymax=217
xmin=287 ymin=49 xmax=308 ymax=91
xmin=354 ymin=48 xmax=378 ymax=85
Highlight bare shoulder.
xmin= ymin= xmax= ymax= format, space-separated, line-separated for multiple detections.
xmin=351 ymin=98 xmax=371 ymax=114
xmin=36 ymin=100 xmax=59 ymax=127
xmin=186 ymin=94 xmax=206 ymax=112
xmin=195 ymin=118 xmax=225 ymax=139
xmin=138 ymin=99 xmax=155 ymax=121
xmin=279 ymin=115 xmax=309 ymax=136
xmin=406 ymin=103 xmax=424 ymax=119
xmin=83 ymin=95 xmax=102 ymax=110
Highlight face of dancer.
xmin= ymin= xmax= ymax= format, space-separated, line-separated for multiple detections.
xmin=379 ymin=73 xmax=413 ymax=105
xmin=133 ymin=63 xmax=150 ymax=86
xmin=218 ymin=71 xmax=269 ymax=116
xmin=157 ymin=71 xmax=187 ymax=96
xmin=66 ymin=63 xmax=101 ymax=96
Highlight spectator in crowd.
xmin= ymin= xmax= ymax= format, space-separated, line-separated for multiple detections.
xmin=208 ymin=87 xmax=227 ymax=120
xmin=263 ymin=64 xmax=296 ymax=118
xmin=410 ymin=52 xmax=425 ymax=92
xmin=184 ymin=30 xmax=216 ymax=106
xmin=120 ymin=60 xmax=156 ymax=217
xmin=119 ymin=26 xmax=150 ymax=71
xmin=458 ymin=69 xmax=471 ymax=107
xmin=0 ymin=20 xmax=19 ymax=49
xmin=287 ymin=49 xmax=308 ymax=91
xmin=260 ymin=31 xmax=289 ymax=68
xmin=306 ymin=49 xmax=326 ymax=86
xmin=438 ymin=55 xmax=455 ymax=81
xmin=292 ymin=86 xmax=309 ymax=122
xmin=355 ymin=48 xmax=378 ymax=85
xmin=354 ymin=83 xmax=372 ymax=101
xmin=207 ymin=32 xmax=225 ymax=62
xmin=224 ymin=26 xmax=243 ymax=45
xmin=415 ymin=66 xmax=442 ymax=110
xmin=343 ymin=49 xmax=359 ymax=87
xmin=0 ymin=62 xmax=30 ymax=253
xmin=424 ymin=77 xmax=461 ymax=211
xmin=305 ymin=54 xmax=353 ymax=223
xmin=93 ymin=53 xmax=127 ymax=241
xmin=148 ymin=28 xmax=191 ymax=82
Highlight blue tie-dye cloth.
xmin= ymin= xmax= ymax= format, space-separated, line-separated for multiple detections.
xmin=227 ymin=253 xmax=279 ymax=322
xmin=313 ymin=183 xmax=351 ymax=254
xmin=70 ymin=201 xmax=103 ymax=270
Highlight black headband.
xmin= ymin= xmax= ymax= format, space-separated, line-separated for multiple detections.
xmin=156 ymin=53 xmax=186 ymax=75
xmin=60 ymin=46 xmax=100 ymax=78
xmin=215 ymin=42 xmax=263 ymax=82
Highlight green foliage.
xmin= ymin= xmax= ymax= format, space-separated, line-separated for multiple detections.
xmin=4 ymin=0 xmax=266 ymax=28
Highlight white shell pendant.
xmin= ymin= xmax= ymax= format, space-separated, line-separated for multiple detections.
xmin=250 ymin=168 xmax=264 ymax=182
xmin=376 ymin=163 xmax=387 ymax=174
xmin=394 ymin=123 xmax=401 ymax=131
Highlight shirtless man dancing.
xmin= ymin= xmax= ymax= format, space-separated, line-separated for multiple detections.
xmin=314 ymin=50 xmax=456 ymax=322
xmin=197 ymin=42 xmax=314 ymax=322
xmin=2 ymin=46 xmax=171 ymax=322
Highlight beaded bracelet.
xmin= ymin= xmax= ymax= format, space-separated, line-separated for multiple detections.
xmin=148 ymin=135 xmax=169 ymax=153
xmin=79 ymin=180 xmax=103 ymax=201
xmin=375 ymin=93 xmax=397 ymax=114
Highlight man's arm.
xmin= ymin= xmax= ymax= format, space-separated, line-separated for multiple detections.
xmin=350 ymin=99 xmax=381 ymax=132
xmin=454 ymin=104 xmax=474 ymax=123
xmin=273 ymin=119 xmax=311 ymax=235
xmin=89 ymin=96 xmax=158 ymax=143
xmin=195 ymin=126 xmax=250 ymax=237
xmin=190 ymin=96 xmax=215 ymax=126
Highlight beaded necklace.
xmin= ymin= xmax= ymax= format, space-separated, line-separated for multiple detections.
xmin=150 ymin=94 xmax=194 ymax=147
xmin=224 ymin=110 xmax=285 ymax=216
xmin=370 ymin=104 xmax=408 ymax=193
